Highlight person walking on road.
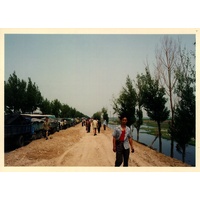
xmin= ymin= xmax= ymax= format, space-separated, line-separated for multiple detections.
xmin=97 ymin=119 xmax=101 ymax=133
xmin=92 ymin=118 xmax=98 ymax=136
xmin=103 ymin=119 xmax=107 ymax=130
xmin=112 ymin=115 xmax=134 ymax=167
xmin=43 ymin=117 xmax=50 ymax=140
xmin=86 ymin=118 xmax=91 ymax=133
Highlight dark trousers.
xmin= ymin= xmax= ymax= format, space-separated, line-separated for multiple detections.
xmin=87 ymin=126 xmax=90 ymax=132
xmin=115 ymin=141 xmax=130 ymax=167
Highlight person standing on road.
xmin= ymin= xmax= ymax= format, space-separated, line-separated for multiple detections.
xmin=97 ymin=119 xmax=101 ymax=133
xmin=112 ymin=115 xmax=134 ymax=167
xmin=92 ymin=118 xmax=98 ymax=136
xmin=43 ymin=117 xmax=50 ymax=140
xmin=103 ymin=119 xmax=107 ymax=130
xmin=86 ymin=118 xmax=91 ymax=133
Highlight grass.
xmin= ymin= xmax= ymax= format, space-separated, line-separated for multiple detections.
xmin=141 ymin=120 xmax=169 ymax=136
xmin=141 ymin=119 xmax=195 ymax=146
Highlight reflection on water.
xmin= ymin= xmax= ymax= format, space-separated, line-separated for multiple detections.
xmin=108 ymin=124 xmax=195 ymax=166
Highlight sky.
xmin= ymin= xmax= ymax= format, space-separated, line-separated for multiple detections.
xmin=4 ymin=33 xmax=196 ymax=117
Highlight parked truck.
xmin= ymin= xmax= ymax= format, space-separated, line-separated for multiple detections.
xmin=5 ymin=113 xmax=60 ymax=149
xmin=5 ymin=113 xmax=33 ymax=148
xmin=21 ymin=114 xmax=60 ymax=134
xmin=31 ymin=117 xmax=44 ymax=139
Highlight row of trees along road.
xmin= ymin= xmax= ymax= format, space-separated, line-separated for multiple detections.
xmin=112 ymin=36 xmax=195 ymax=163
xmin=4 ymin=72 xmax=87 ymax=118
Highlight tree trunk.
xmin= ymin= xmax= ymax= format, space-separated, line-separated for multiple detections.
xmin=168 ymin=66 xmax=175 ymax=158
xmin=149 ymin=134 xmax=158 ymax=149
xmin=170 ymin=134 xmax=174 ymax=158
xmin=137 ymin=128 xmax=139 ymax=142
xmin=182 ymin=145 xmax=186 ymax=163
xmin=158 ymin=122 xmax=162 ymax=153
xmin=170 ymin=114 xmax=175 ymax=158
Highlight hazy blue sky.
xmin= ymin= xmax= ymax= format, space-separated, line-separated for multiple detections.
xmin=5 ymin=34 xmax=195 ymax=117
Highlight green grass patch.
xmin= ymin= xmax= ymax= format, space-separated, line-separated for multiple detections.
xmin=141 ymin=119 xmax=195 ymax=146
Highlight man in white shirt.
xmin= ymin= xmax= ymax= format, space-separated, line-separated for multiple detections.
xmin=92 ymin=118 xmax=98 ymax=136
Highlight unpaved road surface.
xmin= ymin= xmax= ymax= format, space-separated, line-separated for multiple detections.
xmin=4 ymin=123 xmax=190 ymax=167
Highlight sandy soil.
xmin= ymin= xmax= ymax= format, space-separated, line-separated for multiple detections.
xmin=4 ymin=123 xmax=190 ymax=167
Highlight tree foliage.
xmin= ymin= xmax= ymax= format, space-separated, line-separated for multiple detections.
xmin=5 ymin=71 xmax=86 ymax=118
xmin=141 ymin=70 xmax=169 ymax=123
xmin=102 ymin=107 xmax=109 ymax=123
xmin=60 ymin=104 xmax=71 ymax=117
xmin=25 ymin=77 xmax=43 ymax=113
xmin=51 ymin=99 xmax=62 ymax=117
xmin=113 ymin=75 xmax=137 ymax=127
xmin=134 ymin=74 xmax=144 ymax=141
xmin=4 ymin=72 xmax=41 ymax=113
xmin=92 ymin=111 xmax=102 ymax=120
xmin=139 ymin=67 xmax=170 ymax=152
xmin=155 ymin=36 xmax=179 ymax=157
xmin=40 ymin=98 xmax=51 ymax=114
xmin=169 ymin=49 xmax=195 ymax=162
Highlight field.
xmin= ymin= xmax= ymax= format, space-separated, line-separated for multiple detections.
xmin=141 ymin=119 xmax=195 ymax=146
xmin=141 ymin=119 xmax=170 ymax=139
xmin=109 ymin=118 xmax=195 ymax=146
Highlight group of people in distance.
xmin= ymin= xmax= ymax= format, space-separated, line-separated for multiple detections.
xmin=82 ymin=118 xmax=107 ymax=136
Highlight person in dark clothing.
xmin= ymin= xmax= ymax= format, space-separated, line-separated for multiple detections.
xmin=103 ymin=119 xmax=107 ymax=130
xmin=97 ymin=120 xmax=101 ymax=133
xmin=86 ymin=118 xmax=91 ymax=133
xmin=43 ymin=117 xmax=50 ymax=140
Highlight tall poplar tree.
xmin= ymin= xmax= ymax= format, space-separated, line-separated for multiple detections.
xmin=113 ymin=75 xmax=137 ymax=127
xmin=134 ymin=74 xmax=144 ymax=142
xmin=139 ymin=67 xmax=170 ymax=153
xmin=155 ymin=36 xmax=179 ymax=157
xmin=25 ymin=77 xmax=43 ymax=113
xmin=102 ymin=107 xmax=109 ymax=123
xmin=5 ymin=72 xmax=27 ymax=113
xmin=169 ymin=49 xmax=195 ymax=162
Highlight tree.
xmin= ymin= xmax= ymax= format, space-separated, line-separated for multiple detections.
xmin=92 ymin=111 xmax=102 ymax=120
xmin=5 ymin=72 xmax=27 ymax=113
xmin=40 ymin=98 xmax=52 ymax=114
xmin=25 ymin=78 xmax=43 ymax=113
xmin=69 ymin=107 xmax=77 ymax=118
xmin=139 ymin=67 xmax=170 ymax=153
xmin=169 ymin=49 xmax=195 ymax=162
xmin=51 ymin=99 xmax=62 ymax=117
xmin=60 ymin=104 xmax=70 ymax=117
xmin=134 ymin=74 xmax=144 ymax=142
xmin=5 ymin=72 xmax=43 ymax=114
xmin=155 ymin=36 xmax=179 ymax=157
xmin=113 ymin=75 xmax=137 ymax=127
xmin=5 ymin=71 xmax=88 ymax=118
xmin=102 ymin=107 xmax=109 ymax=123
xmin=74 ymin=111 xmax=85 ymax=118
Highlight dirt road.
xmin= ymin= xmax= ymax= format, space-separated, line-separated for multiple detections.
xmin=4 ymin=123 xmax=190 ymax=167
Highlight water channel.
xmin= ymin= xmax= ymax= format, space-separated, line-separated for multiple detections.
xmin=108 ymin=124 xmax=195 ymax=166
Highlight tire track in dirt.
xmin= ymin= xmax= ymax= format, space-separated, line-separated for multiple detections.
xmin=56 ymin=131 xmax=115 ymax=166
